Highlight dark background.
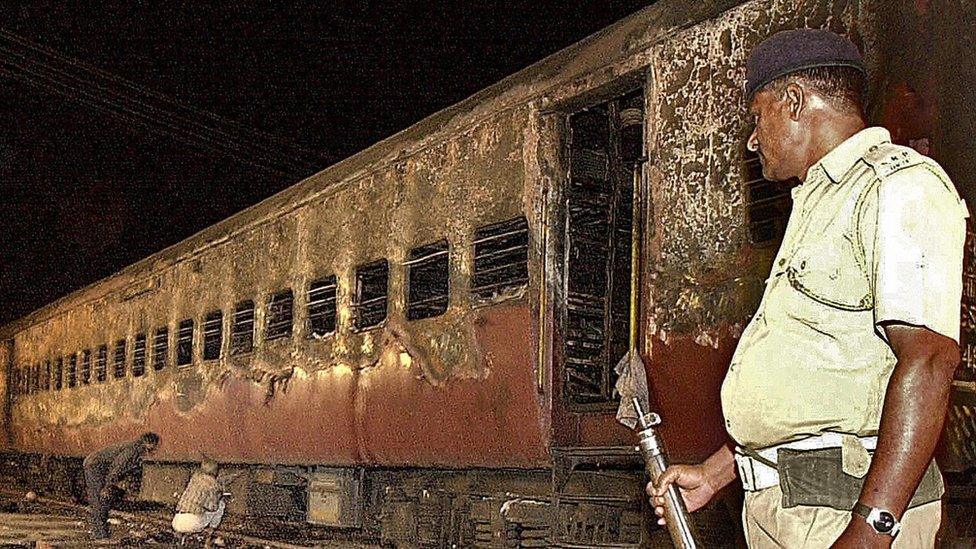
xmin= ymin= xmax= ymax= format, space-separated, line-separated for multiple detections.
xmin=0 ymin=2 xmax=652 ymax=325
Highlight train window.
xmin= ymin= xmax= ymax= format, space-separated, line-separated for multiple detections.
xmin=133 ymin=334 xmax=147 ymax=376
xmin=54 ymin=357 xmax=63 ymax=390
xmin=96 ymin=345 xmax=108 ymax=382
xmin=67 ymin=354 xmax=77 ymax=388
xmin=42 ymin=360 xmax=50 ymax=390
xmin=203 ymin=310 xmax=223 ymax=360
xmin=354 ymin=259 xmax=389 ymax=330
xmin=113 ymin=339 xmax=127 ymax=378
xmin=308 ymin=276 xmax=337 ymax=337
xmin=562 ymin=90 xmax=643 ymax=407
xmin=743 ymin=154 xmax=791 ymax=245
xmin=471 ymin=217 xmax=529 ymax=303
xmin=177 ymin=319 xmax=194 ymax=366
xmin=407 ymin=240 xmax=450 ymax=320
xmin=266 ymin=290 xmax=294 ymax=341
xmin=231 ymin=300 xmax=255 ymax=355
xmin=80 ymin=349 xmax=91 ymax=385
xmin=153 ymin=327 xmax=168 ymax=370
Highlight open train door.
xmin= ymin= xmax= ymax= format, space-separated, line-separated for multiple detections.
xmin=547 ymin=87 xmax=651 ymax=547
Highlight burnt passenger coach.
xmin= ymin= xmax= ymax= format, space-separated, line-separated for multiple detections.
xmin=2 ymin=0 xmax=975 ymax=546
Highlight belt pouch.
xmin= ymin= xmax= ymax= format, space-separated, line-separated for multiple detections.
xmin=777 ymin=447 xmax=944 ymax=511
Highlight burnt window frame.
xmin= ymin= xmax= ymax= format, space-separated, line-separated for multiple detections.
xmin=177 ymin=319 xmax=194 ymax=367
xmin=353 ymin=259 xmax=390 ymax=331
xmin=471 ymin=216 xmax=530 ymax=305
xmin=80 ymin=349 xmax=92 ymax=385
xmin=307 ymin=276 xmax=338 ymax=338
xmin=559 ymin=88 xmax=645 ymax=411
xmin=231 ymin=300 xmax=255 ymax=356
xmin=95 ymin=345 xmax=108 ymax=382
xmin=265 ymin=289 xmax=294 ymax=341
xmin=113 ymin=338 xmax=127 ymax=379
xmin=11 ymin=366 xmax=20 ymax=396
xmin=132 ymin=333 xmax=147 ymax=377
xmin=203 ymin=309 xmax=223 ymax=361
xmin=53 ymin=357 xmax=63 ymax=390
xmin=152 ymin=327 xmax=169 ymax=371
xmin=406 ymin=240 xmax=450 ymax=321
xmin=41 ymin=360 xmax=50 ymax=391
xmin=67 ymin=353 xmax=77 ymax=388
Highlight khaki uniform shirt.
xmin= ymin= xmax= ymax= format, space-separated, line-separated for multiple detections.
xmin=721 ymin=127 xmax=969 ymax=449
xmin=176 ymin=471 xmax=221 ymax=514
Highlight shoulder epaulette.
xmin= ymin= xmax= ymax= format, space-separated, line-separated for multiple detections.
xmin=861 ymin=142 xmax=928 ymax=179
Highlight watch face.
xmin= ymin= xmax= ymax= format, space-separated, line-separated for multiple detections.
xmin=872 ymin=511 xmax=896 ymax=533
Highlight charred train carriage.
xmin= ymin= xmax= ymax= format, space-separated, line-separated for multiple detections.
xmin=2 ymin=1 xmax=976 ymax=547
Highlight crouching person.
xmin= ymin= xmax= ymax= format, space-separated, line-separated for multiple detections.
xmin=84 ymin=432 xmax=160 ymax=540
xmin=172 ymin=459 xmax=227 ymax=543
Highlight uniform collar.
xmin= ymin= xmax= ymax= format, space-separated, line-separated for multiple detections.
xmin=807 ymin=126 xmax=891 ymax=183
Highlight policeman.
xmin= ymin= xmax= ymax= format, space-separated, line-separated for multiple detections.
xmin=83 ymin=432 xmax=160 ymax=540
xmin=650 ymin=29 xmax=968 ymax=547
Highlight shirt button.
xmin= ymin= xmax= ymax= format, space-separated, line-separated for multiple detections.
xmin=778 ymin=258 xmax=786 ymax=267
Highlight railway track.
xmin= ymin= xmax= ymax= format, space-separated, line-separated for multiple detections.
xmin=0 ymin=487 xmax=377 ymax=548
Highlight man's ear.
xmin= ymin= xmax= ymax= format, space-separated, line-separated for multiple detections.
xmin=784 ymin=82 xmax=805 ymax=120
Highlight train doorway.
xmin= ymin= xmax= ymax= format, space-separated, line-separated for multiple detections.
xmin=561 ymin=87 xmax=646 ymax=414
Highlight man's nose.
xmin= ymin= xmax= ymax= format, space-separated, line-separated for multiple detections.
xmin=747 ymin=128 xmax=759 ymax=153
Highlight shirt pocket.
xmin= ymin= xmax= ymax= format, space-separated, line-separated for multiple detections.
xmin=786 ymin=236 xmax=873 ymax=313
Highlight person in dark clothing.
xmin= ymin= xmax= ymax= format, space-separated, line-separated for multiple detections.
xmin=83 ymin=432 xmax=160 ymax=539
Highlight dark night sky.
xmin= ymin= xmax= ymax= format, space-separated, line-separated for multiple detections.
xmin=0 ymin=2 xmax=653 ymax=325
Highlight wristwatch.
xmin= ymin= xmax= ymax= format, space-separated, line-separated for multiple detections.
xmin=852 ymin=502 xmax=901 ymax=537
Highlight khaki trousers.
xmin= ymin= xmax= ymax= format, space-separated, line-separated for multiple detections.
xmin=743 ymin=484 xmax=941 ymax=548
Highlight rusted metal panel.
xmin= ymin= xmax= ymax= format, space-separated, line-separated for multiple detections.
xmin=9 ymin=303 xmax=547 ymax=468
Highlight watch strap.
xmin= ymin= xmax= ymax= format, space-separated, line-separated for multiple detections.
xmin=851 ymin=501 xmax=872 ymax=519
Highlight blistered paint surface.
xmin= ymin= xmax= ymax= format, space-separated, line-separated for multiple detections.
xmin=6 ymin=103 xmax=550 ymax=467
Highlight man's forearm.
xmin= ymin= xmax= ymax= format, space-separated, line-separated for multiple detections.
xmin=857 ymin=352 xmax=956 ymax=515
xmin=703 ymin=444 xmax=737 ymax=493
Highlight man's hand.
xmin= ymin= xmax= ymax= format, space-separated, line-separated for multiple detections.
xmin=645 ymin=463 xmax=716 ymax=525
xmin=829 ymin=518 xmax=892 ymax=549
xmin=644 ymin=444 xmax=737 ymax=525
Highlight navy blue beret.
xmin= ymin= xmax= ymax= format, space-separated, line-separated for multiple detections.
xmin=745 ymin=29 xmax=865 ymax=99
